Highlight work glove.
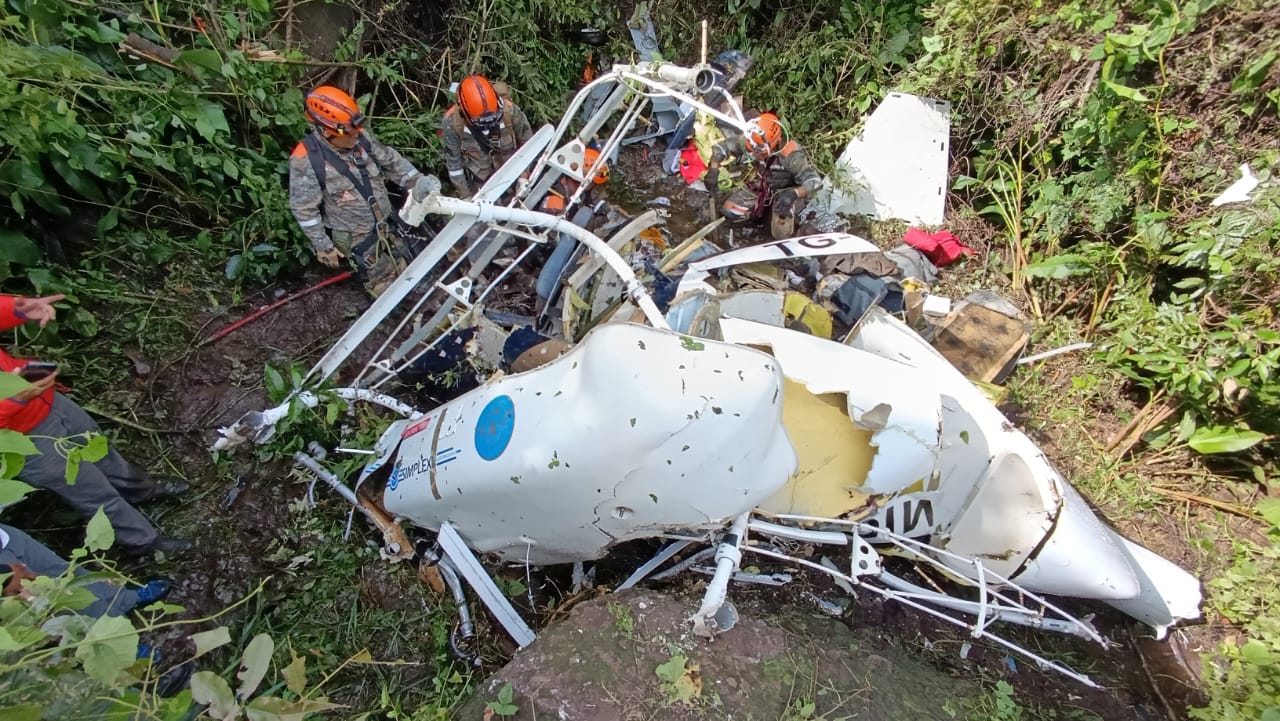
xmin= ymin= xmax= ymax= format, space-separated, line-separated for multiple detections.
xmin=704 ymin=167 xmax=720 ymax=193
xmin=412 ymin=174 xmax=442 ymax=201
xmin=317 ymin=247 xmax=344 ymax=269
xmin=774 ymin=188 xmax=799 ymax=217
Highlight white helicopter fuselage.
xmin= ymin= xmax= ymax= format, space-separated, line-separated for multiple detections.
xmin=379 ymin=323 xmax=797 ymax=564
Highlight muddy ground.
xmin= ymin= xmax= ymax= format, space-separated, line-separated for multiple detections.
xmin=19 ymin=148 xmax=1220 ymax=719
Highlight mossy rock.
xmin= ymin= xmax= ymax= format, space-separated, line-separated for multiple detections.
xmin=457 ymin=589 xmax=978 ymax=720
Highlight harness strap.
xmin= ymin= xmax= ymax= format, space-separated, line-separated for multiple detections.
xmin=301 ymin=132 xmax=390 ymax=255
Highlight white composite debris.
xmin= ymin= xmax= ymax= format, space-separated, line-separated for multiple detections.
xmin=816 ymin=92 xmax=951 ymax=226
xmin=1210 ymin=163 xmax=1259 ymax=206
xmin=381 ymin=322 xmax=797 ymax=565
xmin=675 ymin=233 xmax=880 ymax=296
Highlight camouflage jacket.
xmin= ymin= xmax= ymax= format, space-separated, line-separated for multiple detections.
xmin=710 ymin=136 xmax=822 ymax=195
xmin=288 ymin=129 xmax=424 ymax=253
xmin=440 ymin=102 xmax=534 ymax=194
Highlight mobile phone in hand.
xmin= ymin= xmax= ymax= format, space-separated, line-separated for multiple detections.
xmin=18 ymin=362 xmax=58 ymax=383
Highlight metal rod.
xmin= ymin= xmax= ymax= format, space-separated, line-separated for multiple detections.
xmin=422 ymin=195 xmax=669 ymax=329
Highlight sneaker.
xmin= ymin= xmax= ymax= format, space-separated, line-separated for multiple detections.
xmin=151 ymin=537 xmax=193 ymax=556
xmin=145 ymin=480 xmax=190 ymax=502
xmin=154 ymin=661 xmax=194 ymax=698
xmin=134 ymin=579 xmax=172 ymax=607
xmin=126 ymin=536 xmax=193 ymax=557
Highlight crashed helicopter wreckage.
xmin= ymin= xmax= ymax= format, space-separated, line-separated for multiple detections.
xmin=213 ymin=62 xmax=1202 ymax=686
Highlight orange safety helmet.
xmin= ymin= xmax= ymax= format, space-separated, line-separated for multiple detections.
xmin=744 ymin=112 xmax=784 ymax=156
xmin=305 ymin=86 xmax=364 ymax=136
xmin=457 ymin=75 xmax=503 ymax=128
xmin=583 ymin=147 xmax=609 ymax=185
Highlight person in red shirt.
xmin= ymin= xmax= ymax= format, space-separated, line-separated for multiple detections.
xmin=2 ymin=294 xmax=190 ymax=556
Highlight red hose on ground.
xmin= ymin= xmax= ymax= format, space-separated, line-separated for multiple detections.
xmin=200 ymin=271 xmax=353 ymax=347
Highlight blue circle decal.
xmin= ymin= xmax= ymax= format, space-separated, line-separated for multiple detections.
xmin=475 ymin=395 xmax=516 ymax=461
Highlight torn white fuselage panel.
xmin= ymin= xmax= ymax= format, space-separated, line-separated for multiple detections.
xmin=816 ymin=92 xmax=951 ymax=226
xmin=845 ymin=308 xmax=1201 ymax=622
xmin=724 ymin=317 xmax=950 ymax=512
xmin=380 ymin=322 xmax=797 ymax=565
xmin=676 ymin=233 xmax=881 ymax=297
xmin=720 ymin=318 xmax=1066 ymax=584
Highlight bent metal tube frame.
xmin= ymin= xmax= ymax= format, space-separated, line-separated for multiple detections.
xmin=212 ymin=64 xmax=1171 ymax=687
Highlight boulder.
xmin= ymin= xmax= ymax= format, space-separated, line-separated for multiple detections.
xmin=458 ymin=589 xmax=978 ymax=720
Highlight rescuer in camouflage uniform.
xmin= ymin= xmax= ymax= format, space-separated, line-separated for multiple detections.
xmin=288 ymin=85 xmax=436 ymax=297
xmin=440 ymin=75 xmax=534 ymax=196
xmin=704 ymin=112 xmax=822 ymax=240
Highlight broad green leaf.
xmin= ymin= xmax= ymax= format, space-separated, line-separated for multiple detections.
xmin=103 ymin=690 xmax=146 ymax=721
xmin=190 ymin=100 xmax=230 ymax=142
xmin=1257 ymin=498 xmax=1280 ymax=529
xmin=76 ymin=614 xmax=138 ymax=686
xmin=64 ymin=456 xmax=81 ymax=484
xmin=41 ymin=613 xmax=92 ymax=645
xmin=0 ymin=703 xmax=42 ymax=721
xmin=50 ymin=154 xmax=107 ymax=204
xmin=655 ymin=654 xmax=687 ymax=683
xmin=1186 ymin=426 xmax=1265 ymax=454
xmin=0 ymin=478 xmax=35 ymax=506
xmin=1104 ymin=80 xmax=1150 ymax=102
xmin=87 ymin=21 xmax=127 ymax=44
xmin=50 ymin=585 xmax=99 ymax=613
xmin=68 ymin=307 xmax=99 ymax=337
xmin=159 ymin=689 xmax=194 ymax=721
xmin=0 ymin=453 xmax=26 ymax=479
xmin=0 ymin=428 xmax=38 ymax=457
xmin=245 ymin=695 xmax=342 ymax=721
xmin=191 ymin=626 xmax=233 ymax=658
xmin=176 ymin=49 xmax=224 ymax=76
xmin=85 ymin=507 xmax=115 ymax=551
xmin=0 ymin=230 xmax=41 ymax=265
xmin=0 ymin=371 xmax=33 ymax=401
xmin=263 ymin=365 xmax=284 ymax=394
xmin=1175 ymin=412 xmax=1196 ymax=442
xmin=1260 ymin=707 xmax=1280 ymax=721
xmin=237 ymin=634 xmax=275 ymax=700
xmin=1232 ymin=50 xmax=1278 ymax=94
xmin=1022 ymin=254 xmax=1092 ymax=279
xmin=1240 ymin=639 xmax=1274 ymax=666
xmin=81 ymin=434 xmax=109 ymax=463
xmin=0 ymin=626 xmax=48 ymax=652
xmin=191 ymin=671 xmax=239 ymax=719
xmin=282 ymin=653 xmax=307 ymax=694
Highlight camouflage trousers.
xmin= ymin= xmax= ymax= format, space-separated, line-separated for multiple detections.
xmin=332 ymin=230 xmax=414 ymax=297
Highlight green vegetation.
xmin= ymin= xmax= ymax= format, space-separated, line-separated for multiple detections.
xmin=2 ymin=0 xmax=1277 ymax=718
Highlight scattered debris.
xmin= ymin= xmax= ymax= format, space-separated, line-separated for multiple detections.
xmin=815 ymin=92 xmax=952 ymax=226
xmin=211 ymin=62 xmax=1202 ymax=688
xmin=1210 ymin=163 xmax=1259 ymax=206
xmin=902 ymin=227 xmax=974 ymax=266
xmin=931 ymin=290 xmax=1031 ymax=383
xmin=1017 ymin=341 xmax=1093 ymax=365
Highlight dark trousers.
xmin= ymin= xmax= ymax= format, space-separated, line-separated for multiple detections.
xmin=0 ymin=523 xmax=138 ymax=617
xmin=17 ymin=393 xmax=159 ymax=550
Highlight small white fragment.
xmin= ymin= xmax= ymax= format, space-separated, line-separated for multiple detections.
xmin=922 ymin=294 xmax=951 ymax=316
xmin=1210 ymin=163 xmax=1259 ymax=207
